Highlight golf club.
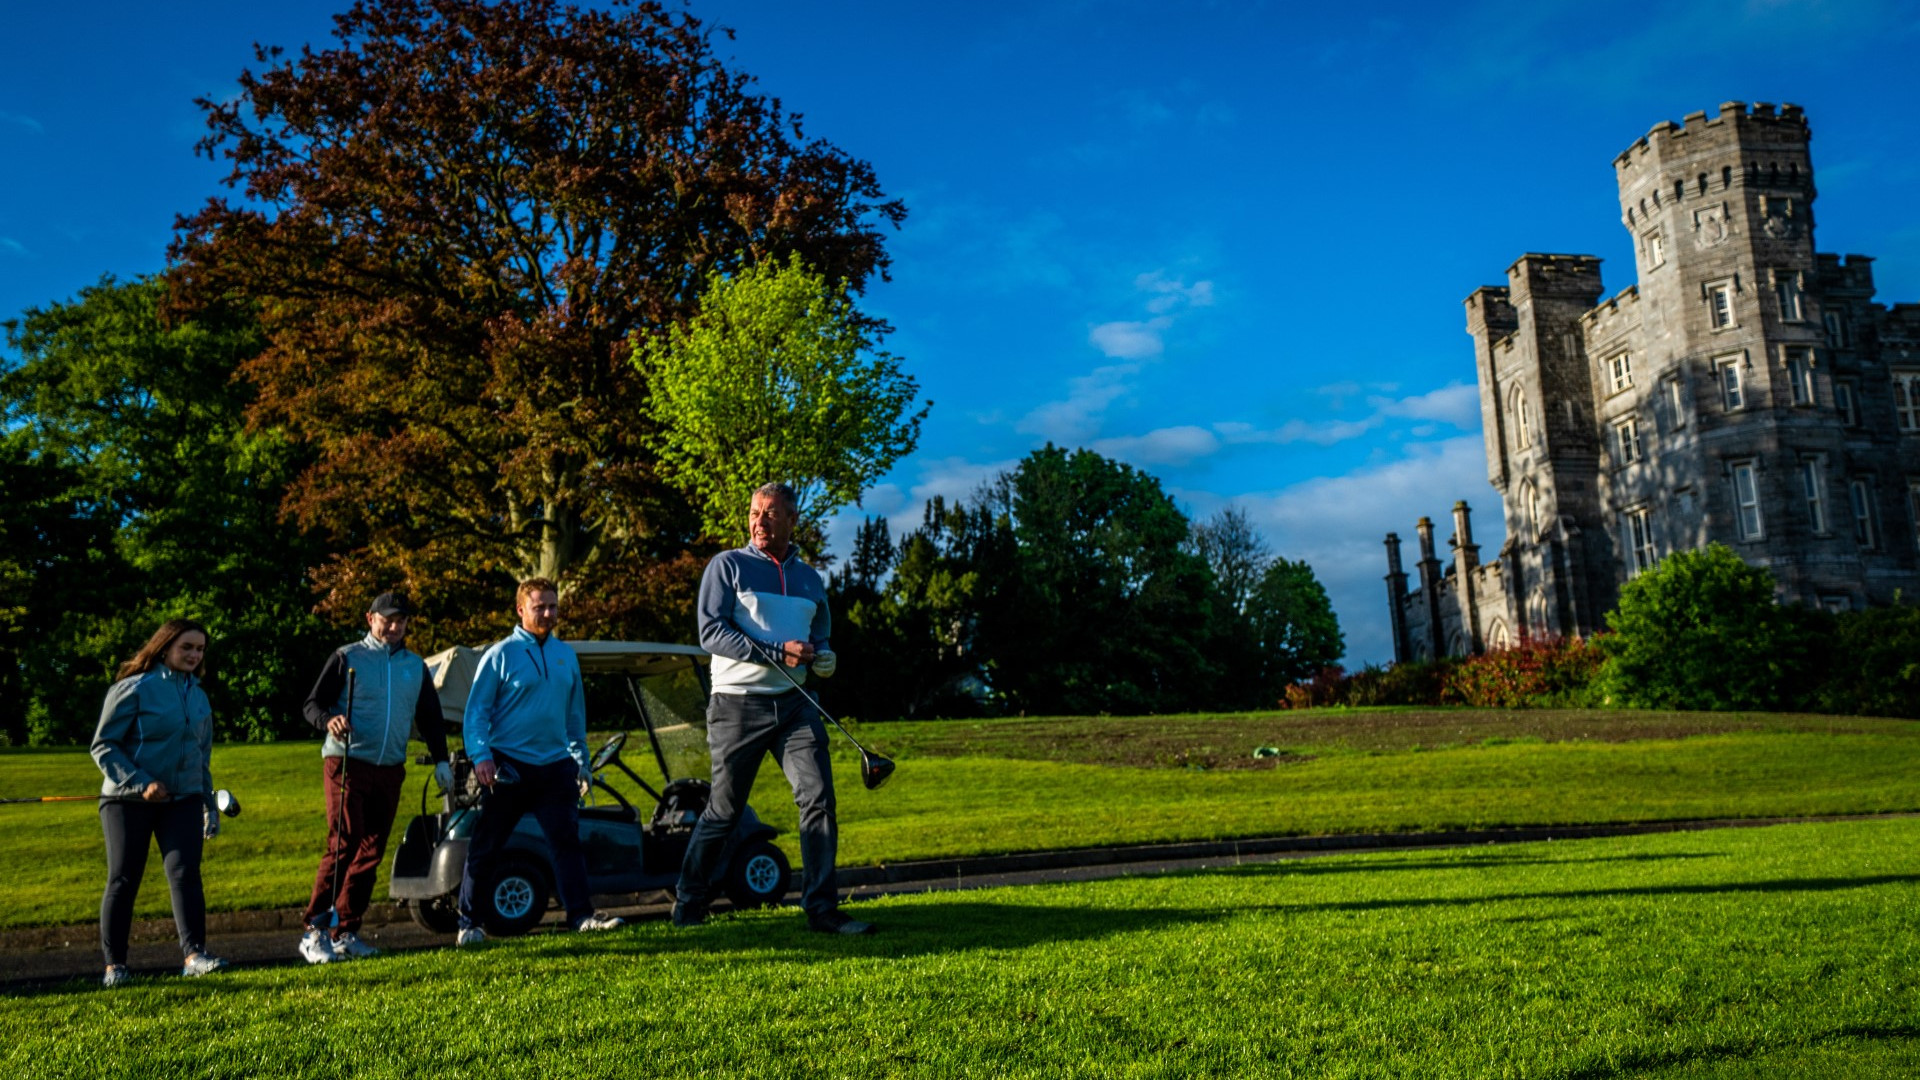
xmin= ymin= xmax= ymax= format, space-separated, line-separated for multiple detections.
xmin=2 ymin=786 xmax=243 ymax=811
xmin=745 ymin=639 xmax=896 ymax=790
xmin=331 ymin=668 xmax=356 ymax=931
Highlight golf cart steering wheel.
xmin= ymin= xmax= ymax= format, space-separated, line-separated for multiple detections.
xmin=590 ymin=731 xmax=627 ymax=773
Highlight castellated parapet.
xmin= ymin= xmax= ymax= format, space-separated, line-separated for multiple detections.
xmin=1390 ymin=104 xmax=1920 ymax=661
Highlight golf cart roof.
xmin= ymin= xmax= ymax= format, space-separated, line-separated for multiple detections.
xmin=425 ymin=641 xmax=708 ymax=726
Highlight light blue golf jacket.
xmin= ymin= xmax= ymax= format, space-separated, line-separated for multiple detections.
xmin=91 ymin=666 xmax=215 ymax=807
xmin=462 ymin=625 xmax=588 ymax=772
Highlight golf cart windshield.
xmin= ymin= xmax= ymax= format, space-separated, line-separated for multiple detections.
xmin=425 ymin=640 xmax=713 ymax=783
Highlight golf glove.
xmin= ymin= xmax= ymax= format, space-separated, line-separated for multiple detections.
xmin=433 ymin=761 xmax=454 ymax=793
xmin=810 ymin=649 xmax=837 ymax=678
xmin=202 ymin=801 xmax=220 ymax=841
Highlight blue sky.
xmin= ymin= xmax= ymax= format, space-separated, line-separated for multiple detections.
xmin=4 ymin=0 xmax=1919 ymax=663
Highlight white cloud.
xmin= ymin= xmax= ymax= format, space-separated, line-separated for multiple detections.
xmin=1370 ymin=382 xmax=1480 ymax=427
xmin=1136 ymin=270 xmax=1215 ymax=314
xmin=0 ymin=111 xmax=43 ymax=134
xmin=1087 ymin=318 xmax=1170 ymax=360
xmin=1017 ymin=362 xmax=1143 ymax=442
xmin=0 ymin=238 xmax=28 ymax=257
xmin=1235 ymin=437 xmax=1504 ymax=667
xmin=1215 ymin=416 xmax=1385 ymax=448
xmin=1091 ymin=425 xmax=1222 ymax=467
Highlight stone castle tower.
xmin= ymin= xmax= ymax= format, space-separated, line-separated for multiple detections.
xmin=1388 ymin=102 xmax=1920 ymax=661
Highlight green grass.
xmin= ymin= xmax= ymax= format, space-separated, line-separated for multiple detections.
xmin=3 ymin=709 xmax=1918 ymax=929
xmin=5 ymin=818 xmax=1917 ymax=1078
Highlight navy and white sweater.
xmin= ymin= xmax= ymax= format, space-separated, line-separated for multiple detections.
xmin=698 ymin=544 xmax=832 ymax=695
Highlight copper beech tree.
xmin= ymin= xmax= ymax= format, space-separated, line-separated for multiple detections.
xmin=171 ymin=0 xmax=904 ymax=642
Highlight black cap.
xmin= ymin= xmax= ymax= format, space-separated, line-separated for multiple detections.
xmin=368 ymin=592 xmax=413 ymax=618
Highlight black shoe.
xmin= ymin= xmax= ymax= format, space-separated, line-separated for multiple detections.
xmin=808 ymin=909 xmax=875 ymax=935
xmin=671 ymin=901 xmax=707 ymax=928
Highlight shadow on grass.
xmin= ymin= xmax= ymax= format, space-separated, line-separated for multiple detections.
xmin=1228 ymin=870 xmax=1920 ymax=916
xmin=1558 ymin=1024 xmax=1920 ymax=1079
xmin=1250 ymin=851 xmax=1724 ymax=877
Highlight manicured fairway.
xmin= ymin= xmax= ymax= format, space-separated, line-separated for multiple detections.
xmin=4 ymin=818 xmax=1916 ymax=1078
xmin=1 ymin=710 xmax=1918 ymax=929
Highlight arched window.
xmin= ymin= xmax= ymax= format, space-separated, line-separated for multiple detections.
xmin=1488 ymin=620 xmax=1512 ymax=651
xmin=1528 ymin=590 xmax=1549 ymax=637
xmin=1521 ymin=479 xmax=1544 ymax=538
xmin=1509 ymin=386 xmax=1533 ymax=450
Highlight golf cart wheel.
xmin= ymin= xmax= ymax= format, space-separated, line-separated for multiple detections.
xmin=479 ymin=858 xmax=551 ymax=937
xmin=410 ymin=893 xmax=460 ymax=935
xmin=723 ymin=840 xmax=791 ymax=910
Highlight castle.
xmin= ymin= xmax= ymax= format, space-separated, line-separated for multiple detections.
xmin=1387 ymin=102 xmax=1920 ymax=662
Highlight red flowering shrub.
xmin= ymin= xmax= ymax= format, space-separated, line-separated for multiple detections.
xmin=1441 ymin=635 xmax=1604 ymax=708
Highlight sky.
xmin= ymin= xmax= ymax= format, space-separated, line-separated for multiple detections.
xmin=4 ymin=0 xmax=1920 ymax=664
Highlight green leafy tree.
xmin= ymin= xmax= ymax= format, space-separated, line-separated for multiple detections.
xmin=171 ymin=0 xmax=905 ymax=643
xmin=1810 ymin=605 xmax=1920 ymax=718
xmin=0 ymin=277 xmax=331 ymax=743
xmin=634 ymin=255 xmax=927 ymax=545
xmin=1593 ymin=543 xmax=1815 ymax=710
xmin=1245 ymin=558 xmax=1345 ymax=699
xmin=988 ymin=446 xmax=1218 ymax=715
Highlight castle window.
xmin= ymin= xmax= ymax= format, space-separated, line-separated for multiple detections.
xmin=1612 ymin=416 xmax=1644 ymax=465
xmin=1723 ymin=166 xmax=1733 ymax=189
xmin=1774 ymin=273 xmax=1805 ymax=322
xmin=1663 ymin=376 xmax=1687 ymax=431
xmin=1644 ymin=231 xmax=1666 ymax=269
xmin=1824 ymin=311 xmax=1850 ymax=348
xmin=1609 ymin=352 xmax=1634 ymax=393
xmin=1835 ymin=381 xmax=1858 ymax=427
xmin=1850 ymin=479 xmax=1877 ymax=549
xmin=1698 ymin=173 xmax=1708 ymax=196
xmin=1624 ymin=506 xmax=1658 ymax=575
xmin=1525 ymin=481 xmax=1544 ymax=537
xmin=1716 ymin=356 xmax=1745 ymax=410
xmin=1894 ymin=372 xmax=1920 ymax=432
xmin=1909 ymin=480 xmax=1920 ymax=552
xmin=1785 ymin=348 xmax=1815 ymax=406
xmin=1820 ymin=595 xmax=1851 ymax=614
xmin=1674 ymin=180 xmax=1686 ymax=202
xmin=1801 ymin=458 xmax=1828 ymax=534
xmin=1733 ymin=461 xmax=1764 ymax=540
xmin=1707 ymin=282 xmax=1736 ymax=329
xmin=1509 ymin=386 xmax=1533 ymax=450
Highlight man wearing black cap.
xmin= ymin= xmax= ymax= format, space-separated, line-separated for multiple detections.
xmin=296 ymin=593 xmax=453 ymax=963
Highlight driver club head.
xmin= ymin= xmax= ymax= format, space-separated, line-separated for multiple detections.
xmin=214 ymin=789 xmax=242 ymax=818
xmin=860 ymin=752 xmax=896 ymax=791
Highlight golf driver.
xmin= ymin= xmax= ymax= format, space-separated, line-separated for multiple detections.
xmin=2 ymin=787 xmax=244 ymax=812
xmin=745 ymin=639 xmax=896 ymax=790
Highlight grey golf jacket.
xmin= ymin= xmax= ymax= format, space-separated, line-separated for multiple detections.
xmin=91 ymin=666 xmax=214 ymax=808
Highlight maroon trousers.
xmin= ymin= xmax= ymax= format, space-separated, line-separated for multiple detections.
xmin=303 ymin=756 xmax=406 ymax=937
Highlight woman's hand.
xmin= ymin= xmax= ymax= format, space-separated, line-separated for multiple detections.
xmin=142 ymin=781 xmax=169 ymax=802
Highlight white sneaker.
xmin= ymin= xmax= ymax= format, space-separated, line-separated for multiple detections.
xmin=575 ymin=912 xmax=625 ymax=933
xmin=456 ymin=926 xmax=486 ymax=947
xmin=181 ymin=953 xmax=228 ymax=977
xmin=299 ymin=928 xmax=338 ymax=965
xmin=102 ymin=965 xmax=131 ymax=988
xmin=331 ymin=932 xmax=379 ymax=960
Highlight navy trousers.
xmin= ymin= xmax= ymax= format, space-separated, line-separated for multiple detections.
xmin=676 ymin=689 xmax=839 ymax=916
xmin=458 ymin=754 xmax=593 ymax=929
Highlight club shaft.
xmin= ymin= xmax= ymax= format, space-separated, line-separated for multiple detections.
xmin=748 ymin=641 xmax=873 ymax=757
xmin=0 ymin=795 xmax=97 ymax=804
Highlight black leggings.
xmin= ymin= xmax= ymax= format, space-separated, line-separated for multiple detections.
xmin=99 ymin=798 xmax=206 ymax=966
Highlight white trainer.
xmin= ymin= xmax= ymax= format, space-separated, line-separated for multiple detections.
xmin=456 ymin=926 xmax=486 ymax=947
xmin=331 ymin=932 xmax=379 ymax=960
xmin=574 ymin=912 xmax=625 ymax=933
xmin=102 ymin=965 xmax=131 ymax=988
xmin=299 ymin=928 xmax=338 ymax=965
xmin=181 ymin=953 xmax=229 ymax=977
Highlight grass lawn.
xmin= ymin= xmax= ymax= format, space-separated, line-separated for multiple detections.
xmin=0 ymin=708 xmax=1915 ymax=929
xmin=4 ymin=818 xmax=1916 ymax=1078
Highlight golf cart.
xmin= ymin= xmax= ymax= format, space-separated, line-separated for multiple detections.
xmin=388 ymin=641 xmax=791 ymax=935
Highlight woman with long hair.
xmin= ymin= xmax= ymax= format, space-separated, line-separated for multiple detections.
xmin=90 ymin=618 xmax=229 ymax=986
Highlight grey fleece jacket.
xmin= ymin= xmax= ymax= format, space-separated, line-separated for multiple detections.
xmin=91 ymin=665 xmax=215 ymax=808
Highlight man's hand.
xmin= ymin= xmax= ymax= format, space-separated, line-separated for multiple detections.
xmin=577 ymin=766 xmax=593 ymax=800
xmin=433 ymin=761 xmax=454 ymax=793
xmin=779 ymin=640 xmax=816 ymax=668
xmin=325 ymin=714 xmax=352 ymax=739
xmin=810 ymin=649 xmax=837 ymax=678
xmin=142 ymin=781 xmax=169 ymax=803
xmin=474 ymin=759 xmax=498 ymax=788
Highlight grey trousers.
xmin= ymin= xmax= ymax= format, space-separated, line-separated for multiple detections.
xmin=677 ymin=689 xmax=839 ymax=916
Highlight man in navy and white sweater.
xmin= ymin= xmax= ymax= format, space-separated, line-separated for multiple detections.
xmin=674 ymin=481 xmax=871 ymax=934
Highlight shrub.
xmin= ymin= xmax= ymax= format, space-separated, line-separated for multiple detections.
xmin=1441 ymin=636 xmax=1604 ymax=709
xmin=1592 ymin=544 xmax=1817 ymax=711
xmin=1811 ymin=604 xmax=1920 ymax=718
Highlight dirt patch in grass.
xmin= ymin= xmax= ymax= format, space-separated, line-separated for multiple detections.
xmin=860 ymin=709 xmax=1912 ymax=771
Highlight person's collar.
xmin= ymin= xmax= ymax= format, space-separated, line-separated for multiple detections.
xmin=511 ymin=624 xmax=550 ymax=645
xmin=361 ymin=631 xmax=406 ymax=654
xmin=744 ymin=541 xmax=802 ymax=565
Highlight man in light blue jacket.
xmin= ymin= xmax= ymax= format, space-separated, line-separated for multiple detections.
xmin=456 ymin=578 xmax=624 ymax=944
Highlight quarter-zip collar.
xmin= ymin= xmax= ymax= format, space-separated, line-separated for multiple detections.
xmin=743 ymin=541 xmax=805 ymax=595
xmin=511 ymin=624 xmax=552 ymax=678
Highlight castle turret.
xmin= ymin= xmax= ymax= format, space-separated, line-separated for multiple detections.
xmin=1448 ymin=501 xmax=1482 ymax=655
xmin=1383 ymin=532 xmax=1410 ymax=663
xmin=1415 ymin=517 xmax=1445 ymax=660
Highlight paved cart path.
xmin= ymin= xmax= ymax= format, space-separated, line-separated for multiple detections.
xmin=6 ymin=811 xmax=1914 ymax=988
